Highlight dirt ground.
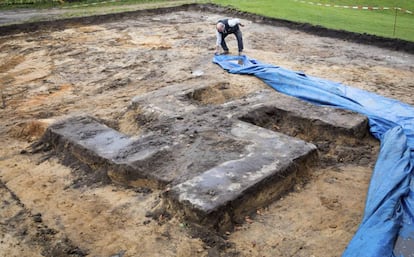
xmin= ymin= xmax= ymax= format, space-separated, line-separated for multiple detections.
xmin=0 ymin=4 xmax=413 ymax=257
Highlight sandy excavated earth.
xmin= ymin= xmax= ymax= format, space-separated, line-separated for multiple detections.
xmin=0 ymin=4 xmax=413 ymax=257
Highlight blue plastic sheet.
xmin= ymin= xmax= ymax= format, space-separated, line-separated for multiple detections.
xmin=213 ymin=55 xmax=414 ymax=257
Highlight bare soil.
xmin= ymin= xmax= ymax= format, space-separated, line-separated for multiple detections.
xmin=0 ymin=4 xmax=413 ymax=257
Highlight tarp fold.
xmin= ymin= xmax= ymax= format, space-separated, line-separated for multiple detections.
xmin=213 ymin=55 xmax=414 ymax=257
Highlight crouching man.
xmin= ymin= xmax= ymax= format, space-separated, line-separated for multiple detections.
xmin=215 ymin=18 xmax=244 ymax=55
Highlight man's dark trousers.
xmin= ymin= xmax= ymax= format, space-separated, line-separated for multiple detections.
xmin=220 ymin=29 xmax=243 ymax=53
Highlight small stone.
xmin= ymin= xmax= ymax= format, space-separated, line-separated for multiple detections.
xmin=32 ymin=213 xmax=42 ymax=223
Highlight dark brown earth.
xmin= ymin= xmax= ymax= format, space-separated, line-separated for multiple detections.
xmin=0 ymin=3 xmax=413 ymax=257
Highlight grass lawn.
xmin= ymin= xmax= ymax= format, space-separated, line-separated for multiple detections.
xmin=0 ymin=0 xmax=413 ymax=42
xmin=212 ymin=0 xmax=414 ymax=42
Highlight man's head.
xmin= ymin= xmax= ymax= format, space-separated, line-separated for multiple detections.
xmin=216 ymin=22 xmax=225 ymax=33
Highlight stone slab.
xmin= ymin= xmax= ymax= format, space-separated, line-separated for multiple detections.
xmin=44 ymin=115 xmax=171 ymax=188
xmin=165 ymin=121 xmax=317 ymax=232
xmin=132 ymin=86 xmax=368 ymax=143
xmin=42 ymin=84 xmax=367 ymax=232
xmin=236 ymin=89 xmax=369 ymax=140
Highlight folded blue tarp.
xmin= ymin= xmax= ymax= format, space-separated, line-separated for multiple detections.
xmin=213 ymin=55 xmax=414 ymax=257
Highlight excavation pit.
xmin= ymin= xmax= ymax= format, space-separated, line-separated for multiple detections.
xmin=1 ymin=4 xmax=412 ymax=256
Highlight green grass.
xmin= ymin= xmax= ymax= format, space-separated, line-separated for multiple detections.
xmin=0 ymin=0 xmax=413 ymax=42
xmin=212 ymin=0 xmax=414 ymax=42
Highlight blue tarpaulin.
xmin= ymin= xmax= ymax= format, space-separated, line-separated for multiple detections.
xmin=213 ymin=55 xmax=414 ymax=257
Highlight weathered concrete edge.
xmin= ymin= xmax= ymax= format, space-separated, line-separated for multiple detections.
xmin=164 ymin=121 xmax=319 ymax=233
xmin=165 ymin=148 xmax=318 ymax=233
xmin=0 ymin=3 xmax=412 ymax=54
xmin=239 ymin=104 xmax=369 ymax=140
xmin=41 ymin=115 xmax=170 ymax=188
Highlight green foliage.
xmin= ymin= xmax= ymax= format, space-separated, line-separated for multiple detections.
xmin=212 ymin=0 xmax=414 ymax=42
